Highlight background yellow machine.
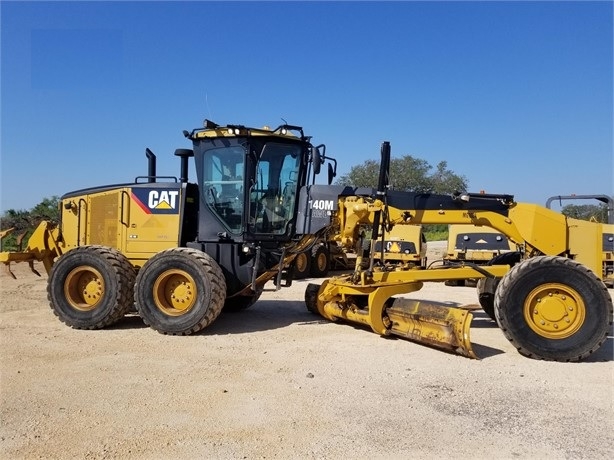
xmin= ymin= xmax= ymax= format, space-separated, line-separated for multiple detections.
xmin=445 ymin=224 xmax=515 ymax=265
xmin=292 ymin=222 xmax=427 ymax=280
xmin=443 ymin=223 xmax=516 ymax=291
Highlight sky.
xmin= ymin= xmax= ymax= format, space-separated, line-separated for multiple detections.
xmin=1 ymin=0 xmax=613 ymax=212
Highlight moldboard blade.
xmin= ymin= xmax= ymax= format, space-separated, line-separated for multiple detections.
xmin=386 ymin=298 xmax=477 ymax=358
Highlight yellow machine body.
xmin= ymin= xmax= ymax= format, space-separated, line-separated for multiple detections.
xmin=1 ymin=186 xmax=185 ymax=277
xmin=1 ymin=120 xmax=334 ymax=341
xmin=335 ymin=197 xmax=603 ymax=279
xmin=59 ymin=187 xmax=183 ymax=268
xmin=543 ymin=193 xmax=614 ymax=286
xmin=293 ymin=208 xmax=426 ymax=280
xmin=602 ymin=223 xmax=614 ymax=287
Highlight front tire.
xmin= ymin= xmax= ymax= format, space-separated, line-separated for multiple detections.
xmin=494 ymin=256 xmax=613 ymax=361
xmin=476 ymin=277 xmax=498 ymax=321
xmin=134 ymin=248 xmax=226 ymax=335
xmin=305 ymin=283 xmax=322 ymax=315
xmin=477 ymin=251 xmax=522 ymax=321
xmin=47 ymin=246 xmax=136 ymax=329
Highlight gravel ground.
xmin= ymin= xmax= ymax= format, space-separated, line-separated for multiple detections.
xmin=1 ymin=242 xmax=613 ymax=459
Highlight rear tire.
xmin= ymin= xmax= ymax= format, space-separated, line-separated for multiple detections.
xmin=310 ymin=245 xmax=329 ymax=278
xmin=494 ymin=256 xmax=613 ymax=361
xmin=293 ymin=252 xmax=311 ymax=279
xmin=47 ymin=246 xmax=136 ymax=329
xmin=134 ymin=248 xmax=226 ymax=335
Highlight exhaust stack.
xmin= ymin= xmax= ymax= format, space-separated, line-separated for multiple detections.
xmin=174 ymin=149 xmax=194 ymax=183
xmin=145 ymin=148 xmax=156 ymax=183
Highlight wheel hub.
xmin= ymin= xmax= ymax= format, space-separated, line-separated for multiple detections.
xmin=316 ymin=252 xmax=326 ymax=270
xmin=524 ymin=283 xmax=585 ymax=339
xmin=65 ymin=266 xmax=104 ymax=311
xmin=153 ymin=270 xmax=196 ymax=316
xmin=296 ymin=253 xmax=308 ymax=271
xmin=81 ymin=276 xmax=103 ymax=303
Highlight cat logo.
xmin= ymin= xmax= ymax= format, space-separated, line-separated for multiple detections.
xmin=386 ymin=241 xmax=401 ymax=253
xmin=148 ymin=190 xmax=179 ymax=209
xmin=131 ymin=188 xmax=181 ymax=215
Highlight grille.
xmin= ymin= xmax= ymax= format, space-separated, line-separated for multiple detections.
xmin=88 ymin=193 xmax=119 ymax=246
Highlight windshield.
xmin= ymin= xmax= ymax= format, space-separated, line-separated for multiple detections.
xmin=250 ymin=142 xmax=301 ymax=235
xmin=202 ymin=146 xmax=245 ymax=234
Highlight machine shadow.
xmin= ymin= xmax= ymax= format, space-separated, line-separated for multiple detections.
xmin=111 ymin=303 xmax=613 ymax=363
xmin=111 ymin=314 xmax=149 ymax=330
xmin=113 ymin=299 xmax=498 ymax=336
xmin=469 ymin=312 xmax=499 ymax=328
xmin=111 ymin=299 xmax=323 ymax=334
xmin=471 ymin=343 xmax=505 ymax=359
xmin=206 ymin=300 xmax=322 ymax=335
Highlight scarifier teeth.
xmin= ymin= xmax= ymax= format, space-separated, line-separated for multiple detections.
xmin=3 ymin=262 xmax=16 ymax=279
xmin=28 ymin=260 xmax=41 ymax=277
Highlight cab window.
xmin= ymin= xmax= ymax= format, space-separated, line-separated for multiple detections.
xmin=249 ymin=142 xmax=301 ymax=234
xmin=202 ymin=146 xmax=245 ymax=234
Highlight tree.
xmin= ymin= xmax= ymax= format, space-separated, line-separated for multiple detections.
xmin=430 ymin=161 xmax=468 ymax=194
xmin=335 ymin=159 xmax=381 ymax=188
xmin=561 ymin=203 xmax=609 ymax=223
xmin=336 ymin=155 xmax=467 ymax=241
xmin=337 ymin=155 xmax=468 ymax=193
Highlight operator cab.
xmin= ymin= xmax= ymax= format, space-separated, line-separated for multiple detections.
xmin=187 ymin=121 xmax=325 ymax=244
xmin=198 ymin=139 xmax=301 ymax=237
xmin=178 ymin=121 xmax=336 ymax=295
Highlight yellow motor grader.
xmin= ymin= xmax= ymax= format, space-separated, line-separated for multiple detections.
xmin=1 ymin=120 xmax=332 ymax=333
xmin=303 ymin=142 xmax=613 ymax=362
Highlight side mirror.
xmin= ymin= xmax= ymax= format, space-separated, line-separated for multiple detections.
xmin=327 ymin=163 xmax=335 ymax=185
xmin=312 ymin=146 xmax=322 ymax=175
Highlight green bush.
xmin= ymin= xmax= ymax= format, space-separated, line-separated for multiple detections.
xmin=423 ymin=224 xmax=448 ymax=242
